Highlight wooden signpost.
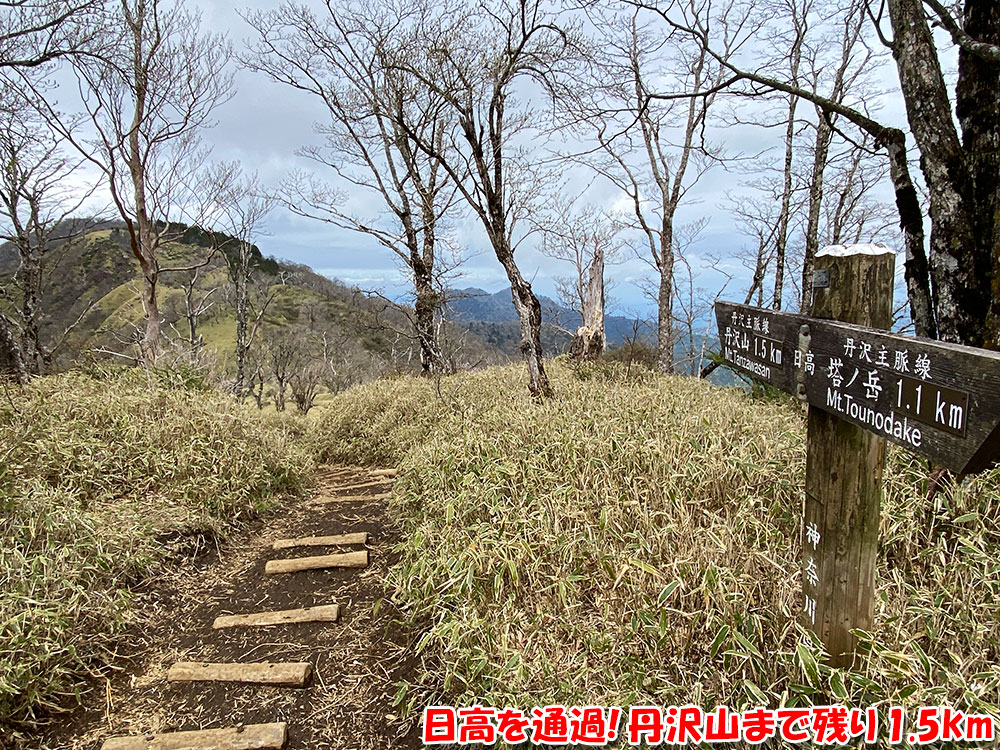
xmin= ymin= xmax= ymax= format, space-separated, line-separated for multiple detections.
xmin=714 ymin=245 xmax=1000 ymax=666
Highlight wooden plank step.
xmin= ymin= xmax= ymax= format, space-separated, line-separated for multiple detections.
xmin=312 ymin=492 xmax=390 ymax=505
xmin=368 ymin=468 xmax=398 ymax=477
xmin=101 ymin=722 xmax=286 ymax=750
xmin=272 ymin=532 xmax=367 ymax=550
xmin=334 ymin=480 xmax=390 ymax=492
xmin=319 ymin=468 xmax=366 ymax=482
xmin=167 ymin=661 xmax=312 ymax=686
xmin=264 ymin=551 xmax=368 ymax=575
xmin=212 ymin=604 xmax=340 ymax=630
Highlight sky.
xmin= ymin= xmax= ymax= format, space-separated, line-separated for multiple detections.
xmin=104 ymin=0 xmax=924 ymax=321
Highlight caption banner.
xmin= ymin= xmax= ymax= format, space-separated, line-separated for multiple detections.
xmin=423 ymin=705 xmax=995 ymax=745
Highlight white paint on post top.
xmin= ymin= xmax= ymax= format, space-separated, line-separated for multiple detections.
xmin=816 ymin=243 xmax=895 ymax=258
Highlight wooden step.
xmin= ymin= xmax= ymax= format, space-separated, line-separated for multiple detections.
xmin=212 ymin=603 xmax=340 ymax=629
xmin=368 ymin=468 xmax=398 ymax=477
xmin=318 ymin=468 xmax=364 ymax=482
xmin=101 ymin=722 xmax=286 ymax=749
xmin=272 ymin=532 xmax=368 ymax=550
xmin=312 ymin=492 xmax=390 ymax=505
xmin=334 ymin=480 xmax=390 ymax=492
xmin=167 ymin=661 xmax=312 ymax=686
xmin=264 ymin=550 xmax=368 ymax=575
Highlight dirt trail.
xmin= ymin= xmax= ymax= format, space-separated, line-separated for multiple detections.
xmin=25 ymin=466 xmax=425 ymax=750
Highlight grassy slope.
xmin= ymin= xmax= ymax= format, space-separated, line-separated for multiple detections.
xmin=0 ymin=369 xmax=312 ymax=727
xmin=309 ymin=361 xmax=1000 ymax=724
xmin=5 ymin=360 xmax=996 ymax=733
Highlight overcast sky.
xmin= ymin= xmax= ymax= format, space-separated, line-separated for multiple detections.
xmin=178 ymin=0 xmax=919 ymax=320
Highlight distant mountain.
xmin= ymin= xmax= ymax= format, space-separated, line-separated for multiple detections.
xmin=446 ymin=287 xmax=649 ymax=355
xmin=443 ymin=286 xmax=742 ymax=386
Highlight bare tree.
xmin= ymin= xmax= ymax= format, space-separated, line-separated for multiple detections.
xmin=383 ymin=0 xmax=580 ymax=399
xmin=723 ymin=0 xmax=890 ymax=315
xmin=265 ymin=330 xmax=302 ymax=412
xmin=749 ymin=0 xmax=811 ymax=312
xmin=171 ymin=264 xmax=217 ymax=352
xmin=33 ymin=0 xmax=234 ymax=364
xmin=539 ymin=204 xmax=620 ymax=359
xmin=0 ymin=0 xmax=104 ymax=70
xmin=643 ymin=0 xmax=1000 ymax=348
xmin=320 ymin=327 xmax=360 ymax=395
xmin=581 ymin=5 xmax=730 ymax=373
xmin=204 ymin=164 xmax=275 ymax=397
xmin=0 ymin=94 xmax=98 ymax=375
xmin=793 ymin=0 xmax=879 ymax=312
xmin=670 ymin=218 xmax=716 ymax=375
xmin=821 ymin=139 xmax=898 ymax=248
xmin=290 ymin=360 xmax=322 ymax=414
xmin=245 ymin=344 xmax=266 ymax=409
xmin=724 ymin=175 xmax=802 ymax=309
xmin=245 ymin=0 xmax=459 ymax=375
xmin=0 ymin=0 xmax=109 ymax=382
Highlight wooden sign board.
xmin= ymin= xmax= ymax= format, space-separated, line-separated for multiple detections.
xmin=715 ymin=301 xmax=1000 ymax=474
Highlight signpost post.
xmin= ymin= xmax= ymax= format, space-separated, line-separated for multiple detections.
xmin=802 ymin=247 xmax=892 ymax=667
xmin=714 ymin=244 xmax=1000 ymax=665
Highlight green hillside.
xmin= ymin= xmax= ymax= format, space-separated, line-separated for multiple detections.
xmin=0 ymin=222 xmax=505 ymax=391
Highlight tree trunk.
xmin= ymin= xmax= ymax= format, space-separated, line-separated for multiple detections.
xmin=140 ymin=270 xmax=161 ymax=363
xmin=656 ymin=270 xmax=674 ymax=373
xmin=884 ymin=138 xmax=936 ymax=339
xmin=250 ymin=367 xmax=264 ymax=409
xmin=186 ymin=302 xmax=197 ymax=344
xmin=19 ymin=248 xmax=44 ymax=374
xmin=414 ymin=180 xmax=443 ymax=374
xmin=773 ymin=95 xmax=799 ymax=311
xmin=127 ymin=7 xmax=161 ymax=365
xmin=800 ymin=118 xmax=833 ymax=314
xmin=0 ymin=311 xmax=28 ymax=384
xmin=887 ymin=0 xmax=984 ymax=346
xmin=126 ymin=195 xmax=162 ymax=366
xmin=234 ymin=269 xmax=249 ymax=396
xmin=956 ymin=0 xmax=1000 ymax=349
xmin=584 ymin=242 xmax=606 ymax=339
xmin=501 ymin=252 xmax=552 ymax=399
xmin=571 ymin=242 xmax=606 ymax=360
xmin=745 ymin=238 xmax=769 ymax=306
xmin=656 ymin=221 xmax=674 ymax=373
xmin=413 ymin=259 xmax=439 ymax=374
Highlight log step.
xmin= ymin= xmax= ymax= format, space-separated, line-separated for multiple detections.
xmin=334 ymin=480 xmax=390 ymax=492
xmin=272 ymin=532 xmax=367 ymax=550
xmin=101 ymin=722 xmax=287 ymax=749
xmin=212 ymin=604 xmax=340 ymax=630
xmin=368 ymin=468 xmax=398 ymax=477
xmin=264 ymin=551 xmax=368 ymax=575
xmin=167 ymin=661 xmax=312 ymax=686
xmin=313 ymin=492 xmax=390 ymax=505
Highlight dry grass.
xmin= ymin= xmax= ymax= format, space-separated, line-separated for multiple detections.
xmin=45 ymin=468 xmax=413 ymax=750
xmin=0 ymin=368 xmax=313 ymax=729
xmin=310 ymin=359 xmax=1000 ymax=733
